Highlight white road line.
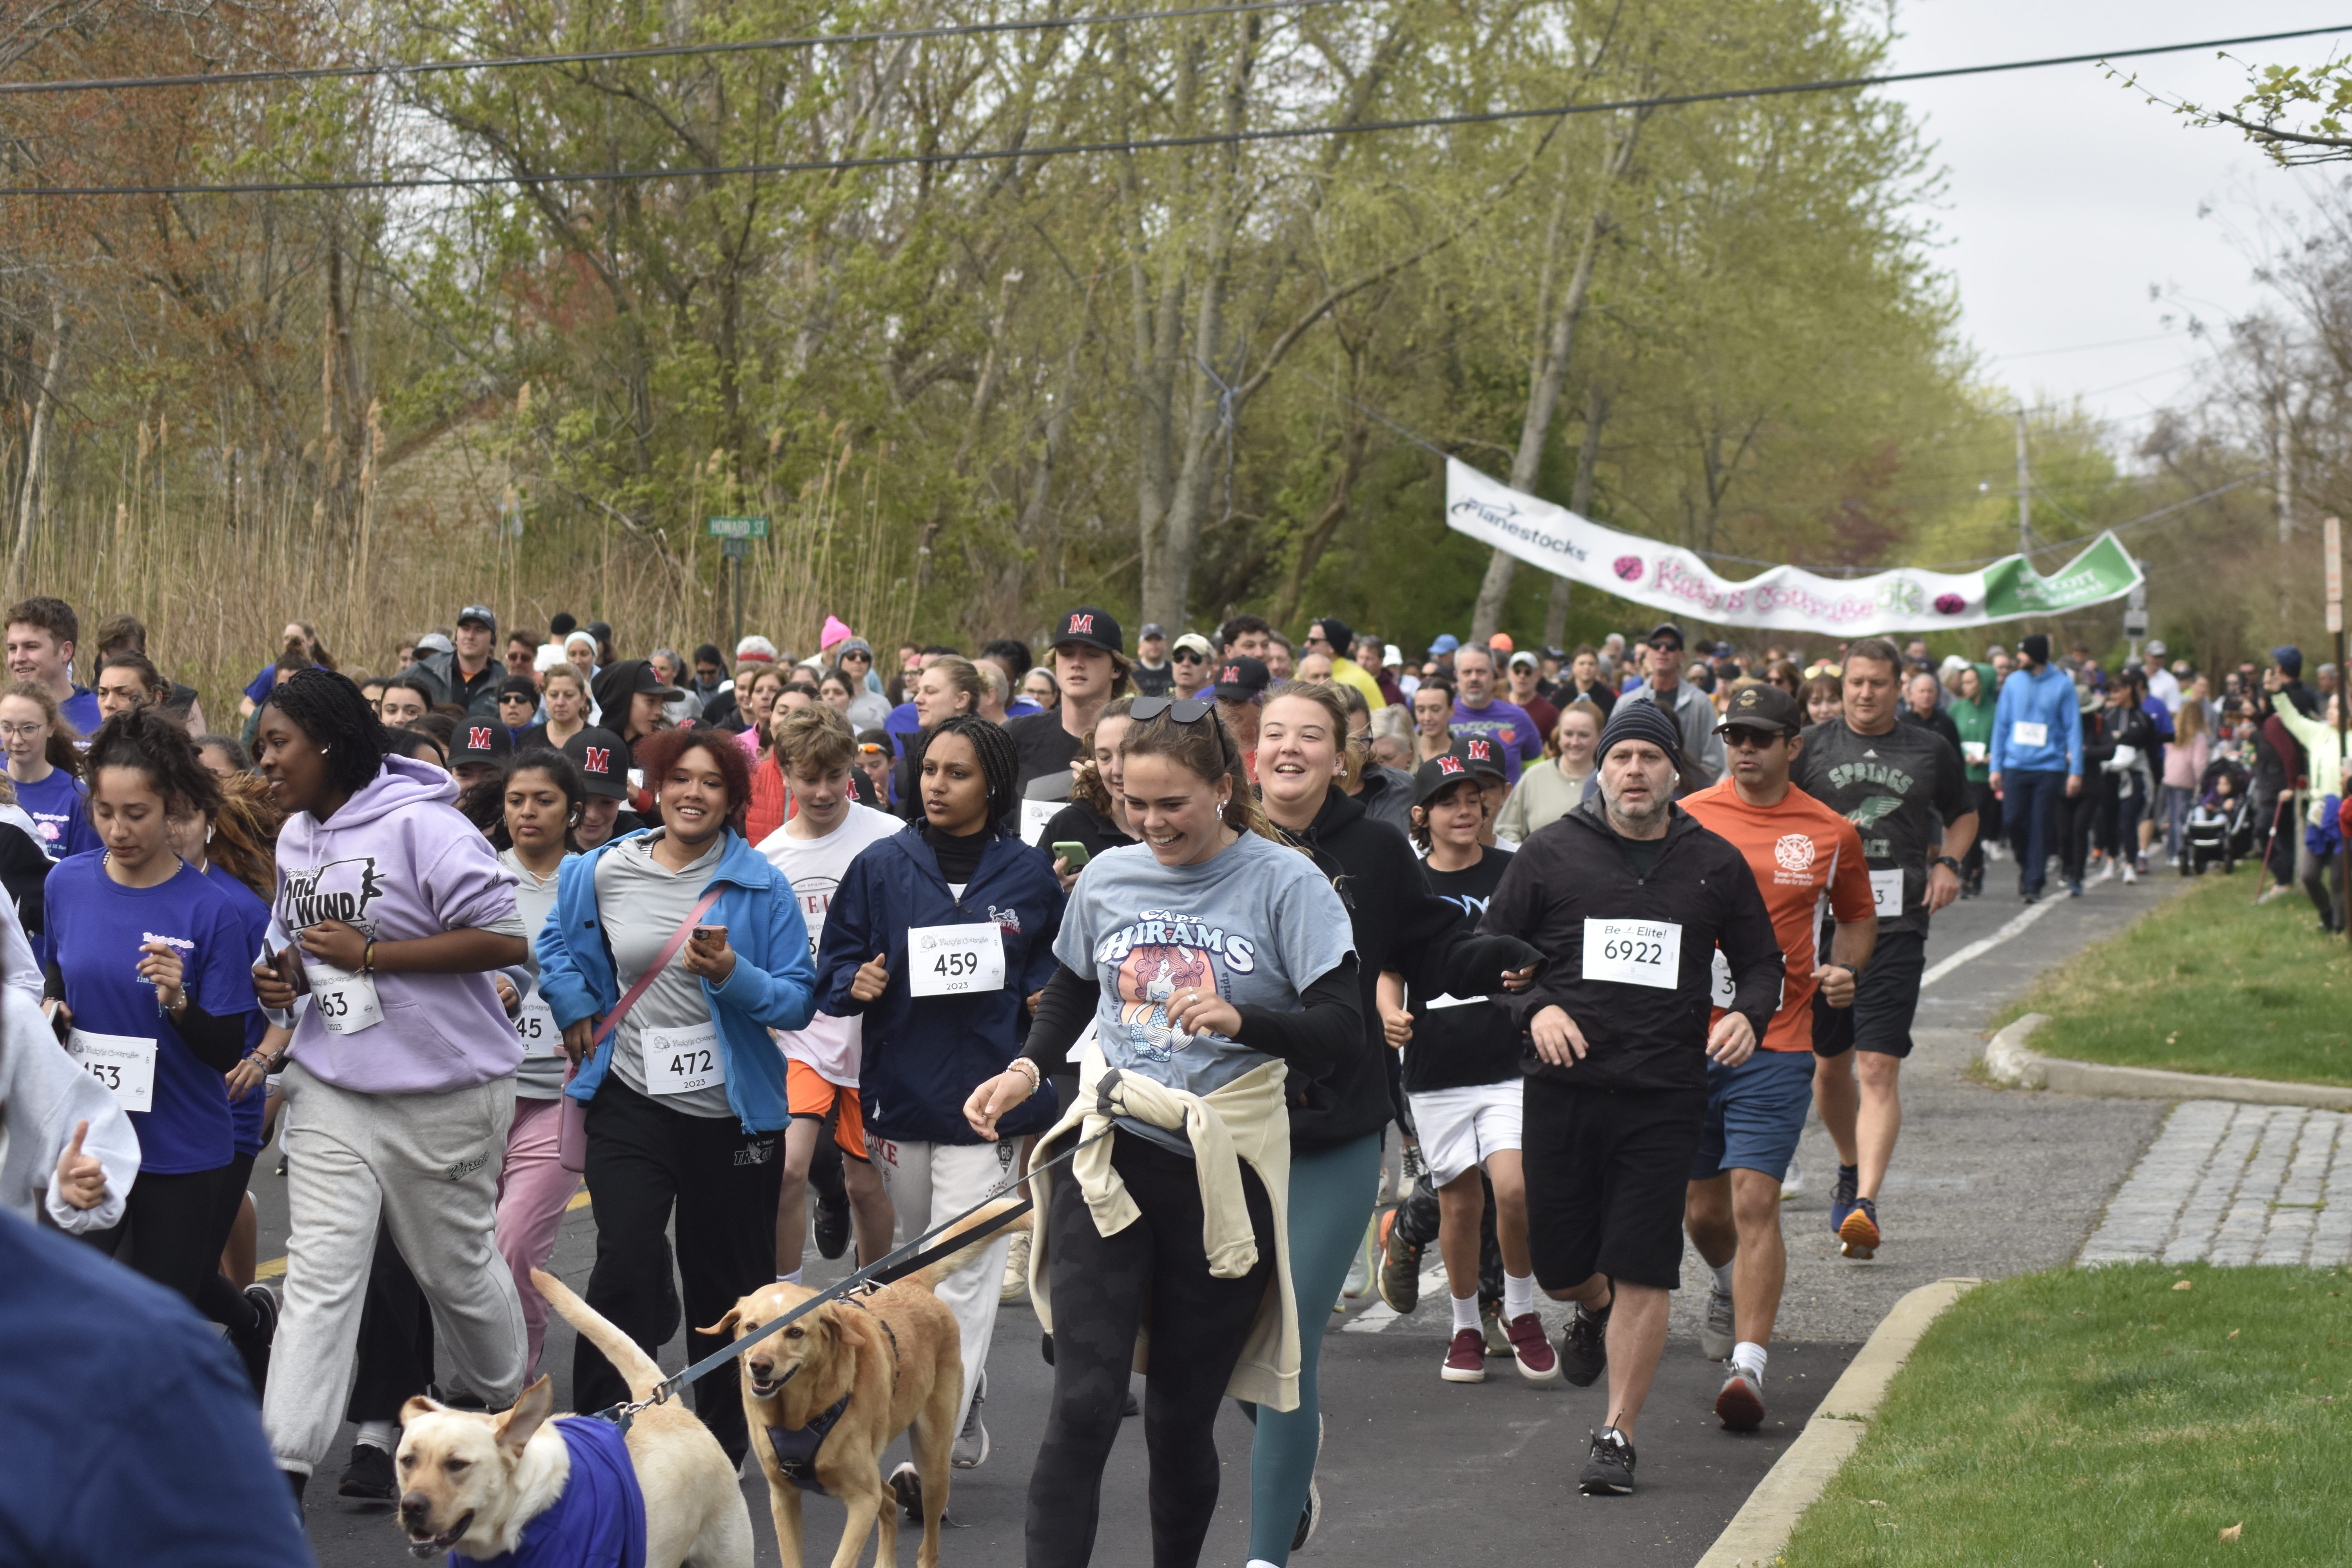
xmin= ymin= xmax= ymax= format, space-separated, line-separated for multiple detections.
xmin=1340 ymin=1264 xmax=1450 ymax=1333
xmin=1919 ymin=898 xmax=2055 ymax=987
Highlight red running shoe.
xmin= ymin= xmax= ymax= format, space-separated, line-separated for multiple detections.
xmin=1441 ymin=1328 xmax=1487 ymax=1383
xmin=1505 ymin=1312 xmax=1561 ymax=1383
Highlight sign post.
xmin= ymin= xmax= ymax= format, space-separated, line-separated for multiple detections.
xmin=706 ymin=516 xmax=769 ymax=657
xmin=2329 ymin=518 xmax=2346 ymax=940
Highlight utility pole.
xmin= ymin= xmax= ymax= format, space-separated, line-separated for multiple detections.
xmin=2278 ymin=390 xmax=2295 ymax=629
xmin=2014 ymin=405 xmax=2031 ymax=558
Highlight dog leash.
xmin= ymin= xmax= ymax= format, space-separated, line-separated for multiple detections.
xmin=587 ymin=1125 xmax=1109 ymax=1432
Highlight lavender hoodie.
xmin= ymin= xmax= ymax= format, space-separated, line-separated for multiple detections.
xmin=275 ymin=753 xmax=523 ymax=1093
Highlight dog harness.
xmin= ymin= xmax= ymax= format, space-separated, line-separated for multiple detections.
xmin=763 ymin=1294 xmax=902 ymax=1497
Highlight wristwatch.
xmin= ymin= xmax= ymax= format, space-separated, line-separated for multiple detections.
xmin=1932 ymin=855 xmax=1962 ymax=875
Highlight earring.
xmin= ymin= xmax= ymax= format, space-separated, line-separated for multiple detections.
xmin=320 ymin=744 xmax=330 ymax=753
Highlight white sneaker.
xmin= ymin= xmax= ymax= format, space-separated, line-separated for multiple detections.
xmin=952 ymin=1370 xmax=989 ymax=1469
xmin=1700 ymin=1285 xmax=1736 ymax=1361
xmin=1340 ymin=1217 xmax=1374 ymax=1300
xmin=1780 ymin=1156 xmax=1804 ymax=1198
xmin=1000 ymin=1229 xmax=1032 ymax=1304
xmin=2121 ymin=862 xmax=2138 ymax=885
xmin=2096 ymin=858 xmax=2116 ymax=882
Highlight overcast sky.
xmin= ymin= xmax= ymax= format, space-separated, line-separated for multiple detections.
xmin=1884 ymin=2 xmax=2351 ymax=465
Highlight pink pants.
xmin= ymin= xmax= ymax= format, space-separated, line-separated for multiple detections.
xmin=494 ymin=1095 xmax=583 ymax=1376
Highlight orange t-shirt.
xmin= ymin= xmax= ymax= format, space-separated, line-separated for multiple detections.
xmin=1682 ymin=777 xmax=1874 ymax=1052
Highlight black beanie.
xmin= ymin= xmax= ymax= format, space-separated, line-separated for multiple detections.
xmin=2020 ymin=633 xmax=2050 ymax=665
xmin=1597 ymin=698 xmax=1684 ymax=769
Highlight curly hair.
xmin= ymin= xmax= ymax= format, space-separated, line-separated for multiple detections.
xmin=634 ymin=726 xmax=755 ymax=822
xmin=205 ymin=773 xmax=285 ymax=902
xmin=258 ymin=668 xmax=388 ymax=799
xmin=910 ymin=714 xmax=1019 ymax=830
xmin=85 ymin=706 xmax=221 ymax=822
xmin=1074 ymin=696 xmax=1138 ymax=815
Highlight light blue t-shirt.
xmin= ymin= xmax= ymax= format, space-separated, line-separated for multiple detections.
xmin=1055 ymin=831 xmax=1354 ymax=1151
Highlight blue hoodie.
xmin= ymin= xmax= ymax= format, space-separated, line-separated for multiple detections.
xmin=1988 ymin=664 xmax=2085 ymax=777
xmin=539 ymin=828 xmax=817 ymax=1134
xmin=816 ymin=824 xmax=1064 ymax=1146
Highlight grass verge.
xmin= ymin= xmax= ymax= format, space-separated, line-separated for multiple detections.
xmin=1993 ymin=873 xmax=2352 ymax=1087
xmin=1780 ymin=1264 xmax=2352 ymax=1565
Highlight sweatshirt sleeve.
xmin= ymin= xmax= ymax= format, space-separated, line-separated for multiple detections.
xmin=1022 ymin=962 xmax=1096 ymax=1070
xmin=813 ymin=853 xmax=882 ymax=1017
xmin=1987 ymin=683 xmax=2012 ymax=774
xmin=417 ymin=822 xmax=521 ymax=936
xmin=1477 ymin=843 xmax=1562 ymax=1028
xmin=708 ymin=874 xmax=818 ymax=1034
xmin=534 ymin=859 xmax=598 ymax=1030
xmin=2063 ymin=692 xmax=2085 ymax=775
xmin=1230 ymin=956 xmax=1362 ymax=1072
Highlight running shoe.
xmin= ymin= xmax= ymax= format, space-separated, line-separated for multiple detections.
xmin=337 ymin=1442 xmax=398 ymax=1501
xmin=890 ymin=1460 xmax=924 ymax=1520
xmin=1780 ymin=1156 xmax=1804 ymax=1198
xmin=2121 ymin=861 xmax=2138 ymax=885
xmin=2067 ymin=879 xmax=2084 ymax=898
xmin=1558 ymin=1303 xmax=1609 ymax=1387
xmin=1000 ymin=1229 xmax=1032 ymax=1304
xmin=1376 ymin=1211 xmax=1423 ymax=1314
xmin=1700 ymin=1285 xmax=1736 ymax=1361
xmin=1341 ymin=1217 xmax=1374 ymax=1301
xmin=813 ymin=1196 xmax=851 ymax=1261
xmin=1442 ymin=1327 xmax=1488 ymax=1382
xmin=1505 ymin=1312 xmax=1561 ymax=1383
xmin=1294 ymin=1479 xmax=1322 ymax=1551
xmin=1401 ymin=1142 xmax=1429 ymax=1184
xmin=951 ymin=1369 xmax=989 ymax=1468
xmin=1830 ymin=1163 xmax=1859 ymax=1236
xmin=1715 ymin=1366 xmax=1766 ymax=1432
xmin=2095 ymin=857 xmax=2116 ymax=883
xmin=235 ymin=1281 xmax=278 ymax=1396
xmin=1838 ymin=1196 xmax=1881 ymax=1260
xmin=1578 ymin=1428 xmax=1637 ymax=1496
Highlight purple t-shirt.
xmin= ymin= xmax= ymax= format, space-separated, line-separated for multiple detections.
xmin=1449 ymin=696 xmax=1543 ymax=784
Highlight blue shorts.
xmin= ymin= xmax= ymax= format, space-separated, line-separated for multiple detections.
xmin=1688 ymin=1050 xmax=1815 ymax=1182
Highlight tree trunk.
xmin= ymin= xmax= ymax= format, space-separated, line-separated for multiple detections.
xmin=11 ymin=298 xmax=69 ymax=586
xmin=1273 ymin=358 xmax=1372 ymax=627
xmin=1544 ymin=382 xmax=1609 ymax=648
xmin=1471 ymin=114 xmax=1644 ymax=642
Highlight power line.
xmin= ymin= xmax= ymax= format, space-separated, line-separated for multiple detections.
xmin=0 ymin=0 xmax=1349 ymax=98
xmin=2 ymin=20 xmax=2345 ymax=197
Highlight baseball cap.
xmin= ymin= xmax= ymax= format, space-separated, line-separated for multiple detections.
xmin=1052 ymin=605 xmax=1123 ymax=655
xmin=1411 ymin=749 xmax=1480 ymax=806
xmin=415 ymin=632 xmax=455 ymax=656
xmin=1647 ymin=622 xmax=1686 ymax=650
xmin=1452 ymin=735 xmax=1509 ymax=781
xmin=497 ymin=674 xmax=539 ymax=701
xmin=1383 ymin=643 xmax=1403 ymax=668
xmin=457 ymin=604 xmax=497 ymax=632
xmin=561 ymin=727 xmax=632 ymax=799
xmin=1212 ymin=655 xmax=1270 ymax=703
xmin=1430 ymin=633 xmax=1461 ymax=656
xmin=1717 ymin=682 xmax=1803 ymax=737
xmin=2146 ymin=639 xmax=2168 ymax=656
xmin=734 ymin=635 xmax=778 ymax=665
xmin=1508 ymin=649 xmax=1538 ymax=670
xmin=449 ymin=717 xmax=514 ymax=764
xmin=1171 ymin=632 xmax=1214 ymax=661
xmin=1140 ymin=622 xmax=1168 ymax=641
xmin=1489 ymin=632 xmax=1514 ymax=653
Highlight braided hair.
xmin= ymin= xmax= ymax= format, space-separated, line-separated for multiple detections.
xmin=259 ymin=668 xmax=388 ymax=799
xmin=911 ymin=713 xmax=1019 ymax=831
xmin=84 ymin=706 xmax=222 ymax=821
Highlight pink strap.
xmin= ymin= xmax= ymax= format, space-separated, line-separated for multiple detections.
xmin=590 ymin=887 xmax=728 ymax=1050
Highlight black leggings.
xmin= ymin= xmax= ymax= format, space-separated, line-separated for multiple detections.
xmin=1027 ymin=1131 xmax=1276 ymax=1568
xmin=110 ymin=1163 xmax=238 ymax=1305
xmin=193 ymin=1152 xmax=263 ymax=1342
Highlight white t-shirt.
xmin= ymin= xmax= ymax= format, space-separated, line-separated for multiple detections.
xmin=757 ymin=803 xmax=905 ymax=1086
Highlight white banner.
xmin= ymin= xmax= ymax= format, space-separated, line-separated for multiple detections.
xmin=1444 ymin=458 xmax=2142 ymax=636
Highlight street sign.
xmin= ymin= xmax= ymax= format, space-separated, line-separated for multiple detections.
xmin=706 ymin=515 xmax=769 ymax=539
xmin=2328 ymin=516 xmax=2344 ymax=635
xmin=720 ymin=537 xmax=748 ymax=559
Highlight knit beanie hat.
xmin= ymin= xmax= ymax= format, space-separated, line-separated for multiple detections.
xmin=1597 ymin=698 xmax=1683 ymax=769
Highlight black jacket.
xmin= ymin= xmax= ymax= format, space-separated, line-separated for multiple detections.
xmin=1350 ymin=766 xmax=1414 ymax=840
xmin=1277 ymin=789 xmax=1538 ymax=1151
xmin=1479 ymin=795 xmax=1782 ymax=1093
xmin=1900 ymin=703 xmax=1964 ymax=759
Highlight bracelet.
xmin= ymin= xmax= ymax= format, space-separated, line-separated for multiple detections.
xmin=361 ymin=940 xmax=377 ymax=975
xmin=1005 ymin=1056 xmax=1042 ymax=1091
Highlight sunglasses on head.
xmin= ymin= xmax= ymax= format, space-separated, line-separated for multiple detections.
xmin=856 ymin=742 xmax=887 ymax=755
xmin=1130 ymin=697 xmax=1215 ymax=724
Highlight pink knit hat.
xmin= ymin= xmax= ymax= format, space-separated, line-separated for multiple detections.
xmin=819 ymin=615 xmax=853 ymax=651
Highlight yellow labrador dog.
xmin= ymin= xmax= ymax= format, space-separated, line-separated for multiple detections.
xmin=394 ymin=1269 xmax=754 ymax=1567
xmin=702 ymin=1200 xmax=1028 ymax=1568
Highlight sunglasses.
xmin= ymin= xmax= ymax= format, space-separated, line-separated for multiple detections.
xmin=1171 ymin=649 xmax=1206 ymax=663
xmin=856 ymin=742 xmax=887 ymax=755
xmin=1130 ymin=697 xmax=1215 ymax=724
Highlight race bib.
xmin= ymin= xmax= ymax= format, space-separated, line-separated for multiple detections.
xmin=513 ymin=996 xmax=560 ymax=1058
xmin=1710 ymin=949 xmax=1735 ymax=1009
xmin=66 ymin=1029 xmax=156 ymax=1113
xmin=1870 ymin=869 xmax=1904 ymax=918
xmin=1421 ymin=992 xmax=1485 ymax=1010
xmin=644 ymin=1020 xmax=724 ymax=1096
xmin=1962 ymin=740 xmax=1988 ymax=764
xmin=308 ymin=962 xmax=383 ymax=1036
xmin=1582 ymin=918 xmax=1682 ymax=989
xmin=1020 ymin=799 xmax=1062 ymax=847
xmin=2012 ymin=720 xmax=2048 ymax=748
xmin=907 ymin=924 xmax=1007 ymax=997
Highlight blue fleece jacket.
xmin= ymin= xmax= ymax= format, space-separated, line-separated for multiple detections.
xmin=1988 ymin=664 xmax=2085 ymax=776
xmin=539 ymin=828 xmax=817 ymax=1134
xmin=815 ymin=824 xmax=1064 ymax=1146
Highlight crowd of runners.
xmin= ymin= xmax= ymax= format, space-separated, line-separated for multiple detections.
xmin=0 ymin=592 xmax=2318 ymax=1563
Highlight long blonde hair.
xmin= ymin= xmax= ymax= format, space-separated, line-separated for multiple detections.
xmin=1264 ymin=679 xmax=1363 ymax=793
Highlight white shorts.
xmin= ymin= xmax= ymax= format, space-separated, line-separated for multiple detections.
xmin=1406 ymin=1081 xmax=1524 ymax=1186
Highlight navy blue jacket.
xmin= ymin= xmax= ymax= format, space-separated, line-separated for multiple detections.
xmin=816 ymin=824 xmax=1064 ymax=1145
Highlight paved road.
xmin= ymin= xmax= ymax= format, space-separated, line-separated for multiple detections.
xmin=268 ymin=862 xmax=2188 ymax=1566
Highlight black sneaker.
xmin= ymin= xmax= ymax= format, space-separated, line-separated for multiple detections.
xmin=337 ymin=1442 xmax=399 ymax=1502
xmin=889 ymin=1460 xmax=924 ymax=1521
xmin=1578 ymin=1427 xmax=1637 ymax=1495
xmin=233 ymin=1282 xmax=278 ymax=1397
xmin=1830 ymin=1163 xmax=1859 ymax=1235
xmin=1292 ymin=1479 xmax=1321 ymax=1550
xmin=813 ymin=1198 xmax=851 ymax=1261
xmin=1376 ymin=1210 xmax=1423 ymax=1315
xmin=1558 ymin=1302 xmax=1609 ymax=1387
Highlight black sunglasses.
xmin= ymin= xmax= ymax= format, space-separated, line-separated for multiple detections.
xmin=1130 ymin=697 xmax=1214 ymax=724
xmin=1171 ymin=649 xmax=1206 ymax=663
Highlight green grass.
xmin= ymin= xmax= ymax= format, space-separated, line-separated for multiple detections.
xmin=1993 ymin=875 xmax=2352 ymax=1087
xmin=1780 ymin=1265 xmax=2352 ymax=1566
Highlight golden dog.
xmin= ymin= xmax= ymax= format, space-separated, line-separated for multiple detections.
xmin=394 ymin=1269 xmax=755 ymax=1567
xmin=703 ymin=1199 xmax=1029 ymax=1568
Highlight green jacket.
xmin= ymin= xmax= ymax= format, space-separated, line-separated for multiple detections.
xmin=1947 ymin=662 xmax=1998 ymax=782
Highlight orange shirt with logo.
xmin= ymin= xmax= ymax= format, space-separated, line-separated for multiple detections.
xmin=1682 ymin=778 xmax=1874 ymax=1053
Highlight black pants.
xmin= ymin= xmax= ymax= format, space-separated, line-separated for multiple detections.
xmin=2056 ymin=787 xmax=2095 ymax=886
xmin=108 ymin=1163 xmax=236 ymax=1305
xmin=1027 ymin=1131 xmax=1275 ymax=1568
xmin=1962 ymin=780 xmax=2000 ymax=886
xmin=577 ymin=1076 xmax=781 ymax=1467
xmin=347 ymin=1223 xmax=435 ymax=1425
xmin=192 ymin=1151 xmax=263 ymax=1361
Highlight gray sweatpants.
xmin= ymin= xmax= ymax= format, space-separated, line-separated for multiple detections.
xmin=264 ymin=1062 xmax=526 ymax=1474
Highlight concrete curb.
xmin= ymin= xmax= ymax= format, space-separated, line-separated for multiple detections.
xmin=1980 ymin=1014 xmax=2352 ymax=1110
xmin=1692 ymin=1276 xmax=1980 ymax=1568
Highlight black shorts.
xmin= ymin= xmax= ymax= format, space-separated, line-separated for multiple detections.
xmin=1521 ymin=1075 xmax=1706 ymax=1291
xmin=1811 ymin=926 xmax=1927 ymax=1059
